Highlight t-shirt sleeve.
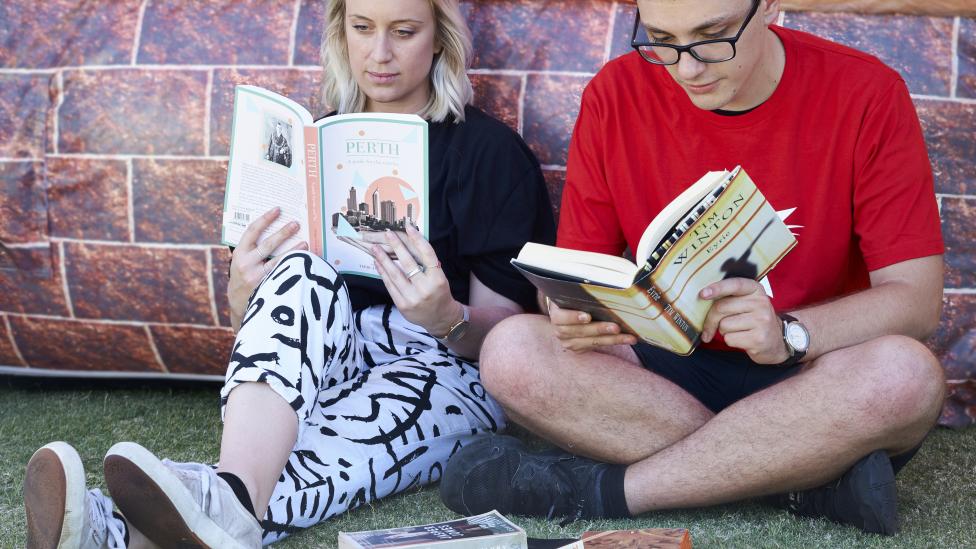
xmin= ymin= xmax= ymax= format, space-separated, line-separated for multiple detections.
xmin=556 ymin=85 xmax=627 ymax=255
xmin=852 ymin=78 xmax=944 ymax=271
xmin=456 ymin=127 xmax=556 ymax=311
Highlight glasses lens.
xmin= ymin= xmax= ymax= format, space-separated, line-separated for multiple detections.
xmin=689 ymin=41 xmax=735 ymax=63
xmin=638 ymin=45 xmax=678 ymax=65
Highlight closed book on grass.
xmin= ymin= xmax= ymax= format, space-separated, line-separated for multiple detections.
xmin=338 ymin=510 xmax=527 ymax=548
xmin=512 ymin=167 xmax=796 ymax=355
xmin=556 ymin=527 xmax=691 ymax=548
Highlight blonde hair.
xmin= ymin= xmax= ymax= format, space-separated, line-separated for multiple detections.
xmin=321 ymin=0 xmax=473 ymax=123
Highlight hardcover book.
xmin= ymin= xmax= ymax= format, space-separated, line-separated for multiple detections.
xmin=512 ymin=167 xmax=796 ymax=355
xmin=338 ymin=510 xmax=527 ymax=549
xmin=556 ymin=528 xmax=692 ymax=548
xmin=221 ymin=85 xmax=429 ymax=278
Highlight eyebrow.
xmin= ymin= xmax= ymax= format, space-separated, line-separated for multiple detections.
xmin=347 ymin=14 xmax=426 ymax=25
xmin=644 ymin=13 xmax=736 ymax=35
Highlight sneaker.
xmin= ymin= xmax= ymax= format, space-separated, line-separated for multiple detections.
xmin=103 ymin=442 xmax=262 ymax=549
xmin=439 ymin=435 xmax=610 ymax=522
xmin=24 ymin=442 xmax=127 ymax=549
xmin=779 ymin=450 xmax=899 ymax=535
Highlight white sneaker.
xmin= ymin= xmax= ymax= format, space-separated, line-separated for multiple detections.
xmin=24 ymin=442 xmax=127 ymax=549
xmin=103 ymin=442 xmax=262 ymax=549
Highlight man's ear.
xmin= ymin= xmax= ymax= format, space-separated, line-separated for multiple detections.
xmin=762 ymin=0 xmax=781 ymax=26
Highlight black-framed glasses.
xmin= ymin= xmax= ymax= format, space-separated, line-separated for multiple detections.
xmin=630 ymin=0 xmax=761 ymax=65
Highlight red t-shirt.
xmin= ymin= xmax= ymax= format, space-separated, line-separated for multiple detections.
xmin=557 ymin=26 xmax=943 ymax=350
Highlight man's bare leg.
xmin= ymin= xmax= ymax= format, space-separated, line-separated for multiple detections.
xmin=479 ymin=315 xmax=945 ymax=512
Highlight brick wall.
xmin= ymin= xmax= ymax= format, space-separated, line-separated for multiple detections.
xmin=1 ymin=1 xmax=974 ymax=425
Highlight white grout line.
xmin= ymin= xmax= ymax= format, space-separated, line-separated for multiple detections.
xmin=2 ymin=314 xmax=29 ymax=367
xmin=3 ymin=242 xmax=49 ymax=250
xmin=936 ymin=193 xmax=976 ymax=200
xmin=601 ymin=2 xmax=618 ymax=63
xmin=777 ymin=10 xmax=786 ymax=26
xmin=204 ymin=69 xmax=214 ymax=156
xmin=206 ymin=248 xmax=220 ymax=326
xmin=58 ymin=241 xmax=76 ymax=319
xmin=911 ymin=93 xmax=976 ymax=105
xmin=944 ymin=288 xmax=976 ymax=294
xmin=951 ymin=17 xmax=960 ymax=99
xmin=1 ymin=64 xmax=322 ymax=73
xmin=50 ymin=237 xmax=218 ymax=250
xmin=467 ymin=68 xmax=596 ymax=78
xmin=52 ymin=71 xmax=64 ymax=154
xmin=540 ymin=164 xmax=567 ymax=171
xmin=126 ymin=159 xmax=136 ymax=242
xmin=1 ymin=311 xmax=235 ymax=331
xmin=132 ymin=0 xmax=150 ymax=65
xmin=288 ymin=0 xmax=302 ymax=67
xmin=144 ymin=325 xmax=171 ymax=373
xmin=44 ymin=153 xmax=229 ymax=161
xmin=517 ymin=74 xmax=527 ymax=135
xmin=0 ymin=158 xmax=41 ymax=163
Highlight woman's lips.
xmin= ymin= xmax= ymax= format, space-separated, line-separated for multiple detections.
xmin=367 ymin=71 xmax=398 ymax=84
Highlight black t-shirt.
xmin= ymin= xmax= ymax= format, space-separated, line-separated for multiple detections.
xmin=328 ymin=105 xmax=556 ymax=312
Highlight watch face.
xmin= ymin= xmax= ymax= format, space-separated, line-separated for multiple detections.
xmin=786 ymin=323 xmax=809 ymax=352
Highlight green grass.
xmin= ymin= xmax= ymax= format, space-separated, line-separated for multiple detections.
xmin=2 ymin=379 xmax=974 ymax=548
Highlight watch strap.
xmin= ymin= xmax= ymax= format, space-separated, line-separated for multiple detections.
xmin=777 ymin=313 xmax=806 ymax=367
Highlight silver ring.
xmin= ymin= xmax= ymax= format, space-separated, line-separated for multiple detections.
xmin=406 ymin=266 xmax=425 ymax=280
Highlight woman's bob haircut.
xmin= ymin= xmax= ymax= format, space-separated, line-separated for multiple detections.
xmin=320 ymin=0 xmax=474 ymax=123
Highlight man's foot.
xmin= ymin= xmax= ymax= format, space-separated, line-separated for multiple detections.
xmin=103 ymin=442 xmax=262 ymax=549
xmin=779 ymin=450 xmax=899 ymax=535
xmin=439 ymin=435 xmax=611 ymax=522
xmin=24 ymin=442 xmax=127 ymax=549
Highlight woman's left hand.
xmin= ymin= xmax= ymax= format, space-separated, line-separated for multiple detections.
xmin=371 ymin=223 xmax=461 ymax=337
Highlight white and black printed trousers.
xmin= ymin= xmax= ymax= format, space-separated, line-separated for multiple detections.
xmin=219 ymin=251 xmax=505 ymax=545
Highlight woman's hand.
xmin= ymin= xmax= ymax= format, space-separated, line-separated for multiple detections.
xmin=371 ymin=223 xmax=460 ymax=337
xmin=228 ymin=207 xmax=308 ymax=330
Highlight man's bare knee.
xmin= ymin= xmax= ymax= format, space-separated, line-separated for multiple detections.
xmin=479 ymin=314 xmax=552 ymax=402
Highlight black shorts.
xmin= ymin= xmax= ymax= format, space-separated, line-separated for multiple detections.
xmin=632 ymin=343 xmax=921 ymax=474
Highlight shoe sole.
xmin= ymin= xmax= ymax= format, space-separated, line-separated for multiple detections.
xmin=849 ymin=450 xmax=899 ymax=535
xmin=24 ymin=442 xmax=85 ymax=549
xmin=104 ymin=442 xmax=250 ymax=549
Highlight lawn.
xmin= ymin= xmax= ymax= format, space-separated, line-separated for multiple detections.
xmin=1 ymin=378 xmax=974 ymax=548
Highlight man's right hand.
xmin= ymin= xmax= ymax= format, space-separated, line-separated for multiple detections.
xmin=547 ymin=300 xmax=638 ymax=352
xmin=228 ymin=207 xmax=307 ymax=331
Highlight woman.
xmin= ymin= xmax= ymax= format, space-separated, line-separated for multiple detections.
xmin=22 ymin=0 xmax=554 ymax=547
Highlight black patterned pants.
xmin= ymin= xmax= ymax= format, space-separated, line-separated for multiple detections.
xmin=219 ymin=252 xmax=505 ymax=544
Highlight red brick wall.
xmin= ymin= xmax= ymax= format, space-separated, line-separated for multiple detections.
xmin=1 ymin=1 xmax=974 ymax=425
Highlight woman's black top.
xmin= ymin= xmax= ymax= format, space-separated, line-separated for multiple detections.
xmin=337 ymin=105 xmax=556 ymax=312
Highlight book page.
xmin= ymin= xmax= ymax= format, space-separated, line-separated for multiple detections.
xmin=316 ymin=114 xmax=428 ymax=278
xmin=222 ymin=85 xmax=314 ymax=255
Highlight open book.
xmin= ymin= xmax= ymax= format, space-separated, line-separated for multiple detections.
xmin=338 ymin=510 xmax=526 ymax=548
xmin=512 ymin=167 xmax=796 ymax=355
xmin=220 ymin=85 xmax=429 ymax=278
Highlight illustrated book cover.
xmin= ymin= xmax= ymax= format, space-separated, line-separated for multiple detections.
xmin=221 ymin=84 xmax=429 ymax=278
xmin=512 ymin=167 xmax=796 ymax=355
xmin=338 ymin=510 xmax=527 ymax=549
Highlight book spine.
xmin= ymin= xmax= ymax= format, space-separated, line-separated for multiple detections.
xmin=304 ymin=126 xmax=324 ymax=257
xmin=634 ymin=273 xmax=697 ymax=347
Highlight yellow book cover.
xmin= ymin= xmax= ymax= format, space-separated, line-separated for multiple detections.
xmin=512 ymin=167 xmax=796 ymax=355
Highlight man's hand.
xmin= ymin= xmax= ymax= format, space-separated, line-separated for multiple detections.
xmin=700 ymin=277 xmax=789 ymax=365
xmin=548 ymin=301 xmax=637 ymax=353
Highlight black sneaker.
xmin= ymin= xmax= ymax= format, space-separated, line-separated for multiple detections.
xmin=439 ymin=435 xmax=610 ymax=522
xmin=779 ymin=450 xmax=899 ymax=535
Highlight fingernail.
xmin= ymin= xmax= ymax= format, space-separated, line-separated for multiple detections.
xmin=700 ymin=288 xmax=712 ymax=298
xmin=578 ymin=313 xmax=589 ymax=322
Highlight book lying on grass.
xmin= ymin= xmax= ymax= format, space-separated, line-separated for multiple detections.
xmin=555 ymin=527 xmax=692 ymax=548
xmin=221 ymin=84 xmax=429 ymax=278
xmin=512 ymin=167 xmax=796 ymax=355
xmin=338 ymin=510 xmax=527 ymax=548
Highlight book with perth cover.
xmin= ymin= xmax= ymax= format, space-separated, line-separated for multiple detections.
xmin=555 ymin=528 xmax=692 ymax=548
xmin=338 ymin=510 xmax=527 ymax=549
xmin=221 ymin=85 xmax=429 ymax=279
xmin=512 ymin=167 xmax=796 ymax=356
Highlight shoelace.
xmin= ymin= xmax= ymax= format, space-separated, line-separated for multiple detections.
xmin=87 ymin=489 xmax=127 ymax=549
xmin=162 ymin=459 xmax=224 ymax=517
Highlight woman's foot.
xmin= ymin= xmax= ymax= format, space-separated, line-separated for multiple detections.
xmin=24 ymin=442 xmax=127 ymax=549
xmin=103 ymin=442 xmax=262 ymax=549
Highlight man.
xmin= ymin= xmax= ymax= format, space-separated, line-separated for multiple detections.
xmin=439 ymin=0 xmax=945 ymax=536
xmin=267 ymin=121 xmax=292 ymax=167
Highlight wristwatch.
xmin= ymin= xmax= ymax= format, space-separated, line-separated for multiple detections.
xmin=778 ymin=313 xmax=809 ymax=367
xmin=435 ymin=304 xmax=470 ymax=343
